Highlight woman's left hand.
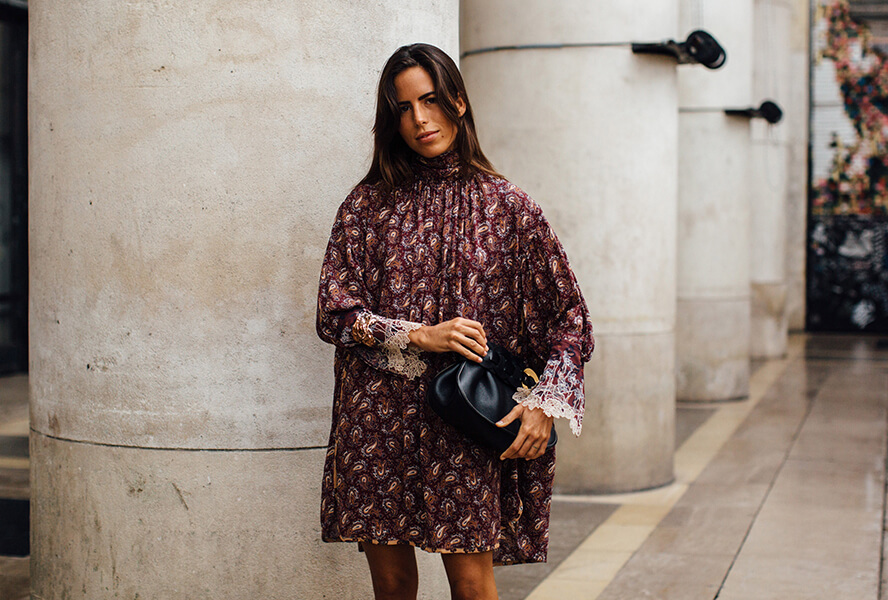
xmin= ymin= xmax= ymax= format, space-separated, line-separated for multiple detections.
xmin=496 ymin=404 xmax=554 ymax=460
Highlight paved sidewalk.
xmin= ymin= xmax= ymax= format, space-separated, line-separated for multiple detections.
xmin=499 ymin=334 xmax=888 ymax=599
xmin=3 ymin=335 xmax=886 ymax=599
xmin=0 ymin=373 xmax=28 ymax=600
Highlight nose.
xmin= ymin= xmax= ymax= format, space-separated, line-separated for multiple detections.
xmin=413 ymin=103 xmax=428 ymax=126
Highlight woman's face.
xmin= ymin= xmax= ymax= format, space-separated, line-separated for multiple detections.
xmin=394 ymin=66 xmax=465 ymax=159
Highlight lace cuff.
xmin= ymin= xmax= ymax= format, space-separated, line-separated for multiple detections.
xmin=512 ymin=347 xmax=585 ymax=436
xmin=351 ymin=311 xmax=427 ymax=379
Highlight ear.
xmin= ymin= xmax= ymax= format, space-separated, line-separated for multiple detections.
xmin=455 ymin=95 xmax=467 ymax=118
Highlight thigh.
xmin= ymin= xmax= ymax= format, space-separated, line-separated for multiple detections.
xmin=441 ymin=551 xmax=498 ymax=600
xmin=363 ymin=543 xmax=419 ymax=600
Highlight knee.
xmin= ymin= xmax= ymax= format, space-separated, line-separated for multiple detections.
xmin=372 ymin=569 xmax=418 ymax=599
xmin=449 ymin=578 xmax=492 ymax=600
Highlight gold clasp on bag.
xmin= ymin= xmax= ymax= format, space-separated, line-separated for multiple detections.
xmin=522 ymin=368 xmax=539 ymax=389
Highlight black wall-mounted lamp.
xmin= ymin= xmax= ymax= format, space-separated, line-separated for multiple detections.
xmin=724 ymin=100 xmax=783 ymax=124
xmin=632 ymin=30 xmax=726 ymax=69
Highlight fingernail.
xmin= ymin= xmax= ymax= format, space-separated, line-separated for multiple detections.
xmin=495 ymin=420 xmax=503 ymax=426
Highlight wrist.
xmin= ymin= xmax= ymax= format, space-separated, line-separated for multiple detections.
xmin=407 ymin=326 xmax=425 ymax=349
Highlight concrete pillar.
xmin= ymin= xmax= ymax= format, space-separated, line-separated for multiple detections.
xmin=750 ymin=0 xmax=792 ymax=357
xmin=461 ymin=0 xmax=678 ymax=493
xmin=29 ymin=2 xmax=456 ymax=598
xmin=676 ymin=0 xmax=753 ymax=401
xmin=785 ymin=0 xmax=810 ymax=331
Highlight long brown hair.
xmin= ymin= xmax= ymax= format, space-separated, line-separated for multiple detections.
xmin=361 ymin=43 xmax=499 ymax=190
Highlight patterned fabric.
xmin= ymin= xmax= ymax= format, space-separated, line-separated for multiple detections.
xmin=513 ymin=346 xmax=587 ymax=436
xmin=350 ymin=311 xmax=427 ymax=379
xmin=316 ymin=151 xmax=594 ymax=565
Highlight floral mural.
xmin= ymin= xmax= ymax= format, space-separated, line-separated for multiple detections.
xmin=809 ymin=0 xmax=888 ymax=331
xmin=813 ymin=1 xmax=888 ymax=217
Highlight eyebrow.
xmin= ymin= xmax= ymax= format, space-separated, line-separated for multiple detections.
xmin=398 ymin=91 xmax=436 ymax=105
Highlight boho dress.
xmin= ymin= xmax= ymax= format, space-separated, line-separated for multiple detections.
xmin=316 ymin=151 xmax=594 ymax=565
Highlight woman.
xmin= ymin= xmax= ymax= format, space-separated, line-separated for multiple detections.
xmin=316 ymin=43 xmax=594 ymax=600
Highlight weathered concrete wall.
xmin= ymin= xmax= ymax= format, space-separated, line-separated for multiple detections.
xmin=29 ymin=1 xmax=456 ymax=597
xmin=677 ymin=114 xmax=752 ymax=399
xmin=462 ymin=0 xmax=678 ymax=493
xmin=677 ymin=0 xmax=753 ymax=401
xmin=750 ymin=0 xmax=792 ymax=358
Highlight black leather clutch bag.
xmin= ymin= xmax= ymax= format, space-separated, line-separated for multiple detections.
xmin=427 ymin=342 xmax=557 ymax=453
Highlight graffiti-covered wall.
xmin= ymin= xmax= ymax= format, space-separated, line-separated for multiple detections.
xmin=810 ymin=1 xmax=888 ymax=331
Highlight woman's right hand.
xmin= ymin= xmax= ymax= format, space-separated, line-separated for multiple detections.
xmin=408 ymin=318 xmax=489 ymax=363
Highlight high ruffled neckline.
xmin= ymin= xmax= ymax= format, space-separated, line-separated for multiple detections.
xmin=413 ymin=150 xmax=461 ymax=180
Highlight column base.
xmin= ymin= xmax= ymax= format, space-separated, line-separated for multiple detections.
xmin=554 ymin=331 xmax=675 ymax=494
xmin=29 ymin=433 xmax=448 ymax=599
xmin=677 ymin=297 xmax=750 ymax=402
xmin=751 ymin=282 xmax=788 ymax=358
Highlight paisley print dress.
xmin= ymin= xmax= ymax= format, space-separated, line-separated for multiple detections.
xmin=316 ymin=151 xmax=594 ymax=565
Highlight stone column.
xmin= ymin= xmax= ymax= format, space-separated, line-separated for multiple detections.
xmin=786 ymin=0 xmax=810 ymax=331
xmin=750 ymin=0 xmax=792 ymax=358
xmin=676 ymin=0 xmax=753 ymax=401
xmin=461 ymin=0 xmax=678 ymax=492
xmin=28 ymin=2 xmax=456 ymax=598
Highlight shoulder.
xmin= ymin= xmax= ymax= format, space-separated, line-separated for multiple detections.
xmin=475 ymin=173 xmax=545 ymax=218
xmin=341 ymin=183 xmax=381 ymax=211
xmin=474 ymin=173 xmax=549 ymax=236
xmin=334 ymin=183 xmax=386 ymax=223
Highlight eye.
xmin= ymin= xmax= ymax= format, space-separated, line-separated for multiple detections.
xmin=398 ymin=104 xmax=410 ymax=114
xmin=425 ymin=96 xmax=437 ymax=104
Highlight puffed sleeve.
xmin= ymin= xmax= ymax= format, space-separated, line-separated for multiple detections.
xmin=512 ymin=193 xmax=594 ymax=436
xmin=316 ymin=187 xmax=427 ymax=379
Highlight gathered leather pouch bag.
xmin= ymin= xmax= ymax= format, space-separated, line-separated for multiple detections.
xmin=427 ymin=342 xmax=557 ymax=453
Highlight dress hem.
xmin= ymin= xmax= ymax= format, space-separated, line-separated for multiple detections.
xmin=320 ymin=535 xmax=547 ymax=566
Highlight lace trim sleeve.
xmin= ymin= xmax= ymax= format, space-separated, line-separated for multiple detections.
xmin=512 ymin=347 xmax=585 ymax=436
xmin=350 ymin=311 xmax=427 ymax=379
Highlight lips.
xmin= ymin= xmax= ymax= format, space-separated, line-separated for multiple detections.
xmin=416 ymin=130 xmax=438 ymax=143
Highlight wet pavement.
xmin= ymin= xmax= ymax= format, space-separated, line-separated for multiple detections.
xmin=2 ymin=334 xmax=887 ymax=599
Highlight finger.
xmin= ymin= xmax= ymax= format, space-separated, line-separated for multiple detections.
xmin=456 ymin=324 xmax=488 ymax=354
xmin=505 ymin=429 xmax=536 ymax=460
xmin=457 ymin=330 xmax=487 ymax=354
xmin=449 ymin=332 xmax=487 ymax=360
xmin=536 ymin=429 xmax=555 ymax=458
xmin=467 ymin=337 xmax=488 ymax=358
xmin=531 ymin=434 xmax=550 ymax=459
xmin=512 ymin=434 xmax=536 ymax=459
xmin=496 ymin=405 xmax=524 ymax=428
xmin=513 ymin=422 xmax=548 ymax=460
xmin=499 ymin=439 xmax=521 ymax=460
xmin=520 ymin=432 xmax=539 ymax=458
xmin=541 ymin=435 xmax=552 ymax=458
xmin=499 ymin=428 xmax=531 ymax=459
xmin=451 ymin=341 xmax=485 ymax=363
xmin=455 ymin=317 xmax=484 ymax=330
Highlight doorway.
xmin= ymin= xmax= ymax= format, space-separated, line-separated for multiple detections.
xmin=0 ymin=2 xmax=26 ymax=374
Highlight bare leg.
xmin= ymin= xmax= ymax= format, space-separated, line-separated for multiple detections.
xmin=363 ymin=543 xmax=419 ymax=600
xmin=441 ymin=551 xmax=498 ymax=600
